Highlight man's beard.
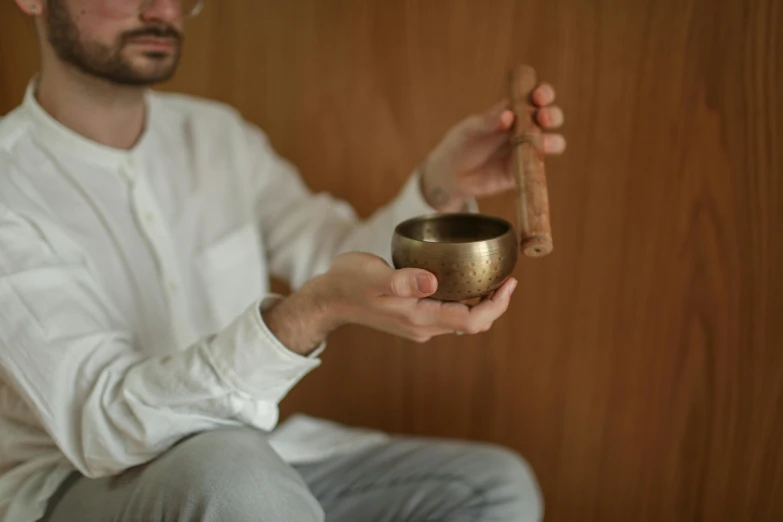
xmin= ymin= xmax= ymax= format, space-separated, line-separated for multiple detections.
xmin=45 ymin=0 xmax=183 ymax=86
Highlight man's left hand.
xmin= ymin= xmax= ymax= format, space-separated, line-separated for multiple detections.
xmin=421 ymin=83 xmax=566 ymax=212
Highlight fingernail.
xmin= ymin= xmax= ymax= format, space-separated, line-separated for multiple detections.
xmin=546 ymin=134 xmax=566 ymax=153
xmin=553 ymin=107 xmax=564 ymax=126
xmin=539 ymin=84 xmax=555 ymax=103
xmin=508 ymin=279 xmax=518 ymax=296
xmin=501 ymin=110 xmax=515 ymax=128
xmin=415 ymin=274 xmax=435 ymax=294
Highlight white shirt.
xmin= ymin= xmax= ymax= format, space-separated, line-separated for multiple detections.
xmin=0 ymin=79 xmax=452 ymax=521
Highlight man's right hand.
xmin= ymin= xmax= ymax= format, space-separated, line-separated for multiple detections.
xmin=263 ymin=252 xmax=518 ymax=355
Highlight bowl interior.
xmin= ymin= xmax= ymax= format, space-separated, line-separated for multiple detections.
xmin=394 ymin=214 xmax=512 ymax=244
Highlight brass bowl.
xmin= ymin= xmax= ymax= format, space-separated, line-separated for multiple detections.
xmin=391 ymin=213 xmax=518 ymax=301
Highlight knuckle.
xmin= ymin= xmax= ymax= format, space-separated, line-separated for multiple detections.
xmin=462 ymin=321 xmax=483 ymax=335
xmin=404 ymin=311 xmax=423 ymax=327
xmin=390 ymin=277 xmax=409 ymax=297
xmin=411 ymin=333 xmax=430 ymax=344
xmin=465 ymin=313 xmax=495 ymax=334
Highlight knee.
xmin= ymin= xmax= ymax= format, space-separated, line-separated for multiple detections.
xmin=470 ymin=444 xmax=544 ymax=521
xmin=150 ymin=428 xmax=324 ymax=522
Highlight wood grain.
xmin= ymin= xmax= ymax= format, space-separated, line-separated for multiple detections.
xmin=1 ymin=0 xmax=781 ymax=520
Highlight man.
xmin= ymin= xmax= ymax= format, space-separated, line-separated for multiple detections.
xmin=0 ymin=0 xmax=566 ymax=520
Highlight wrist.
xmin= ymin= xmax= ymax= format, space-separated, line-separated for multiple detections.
xmin=301 ymin=274 xmax=349 ymax=332
xmin=419 ymin=160 xmax=468 ymax=213
xmin=261 ymin=278 xmax=345 ymax=356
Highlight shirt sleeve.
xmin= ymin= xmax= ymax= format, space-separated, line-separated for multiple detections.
xmin=245 ymin=123 xmax=478 ymax=290
xmin=0 ymin=207 xmax=321 ymax=478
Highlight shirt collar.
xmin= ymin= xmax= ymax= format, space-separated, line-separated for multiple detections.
xmin=21 ymin=76 xmax=157 ymax=173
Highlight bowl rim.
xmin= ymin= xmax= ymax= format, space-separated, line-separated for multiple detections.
xmin=392 ymin=212 xmax=516 ymax=245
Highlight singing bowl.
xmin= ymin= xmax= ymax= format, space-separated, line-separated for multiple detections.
xmin=391 ymin=213 xmax=518 ymax=301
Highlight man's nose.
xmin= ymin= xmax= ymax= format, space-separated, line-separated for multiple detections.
xmin=139 ymin=0 xmax=182 ymax=25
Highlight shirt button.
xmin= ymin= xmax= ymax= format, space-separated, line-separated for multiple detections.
xmin=144 ymin=212 xmax=155 ymax=224
xmin=168 ymin=281 xmax=179 ymax=293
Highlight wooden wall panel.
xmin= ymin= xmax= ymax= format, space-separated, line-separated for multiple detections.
xmin=1 ymin=1 xmax=781 ymax=520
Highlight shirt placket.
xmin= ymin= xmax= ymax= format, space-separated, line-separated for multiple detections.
xmin=125 ymin=157 xmax=196 ymax=349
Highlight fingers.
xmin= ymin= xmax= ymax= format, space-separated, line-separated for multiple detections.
xmin=542 ymin=133 xmax=567 ymax=155
xmin=461 ymin=100 xmax=512 ymax=137
xmin=465 ymin=84 xmax=561 ymax=138
xmin=385 ymin=268 xmax=438 ymax=298
xmin=413 ymin=277 xmax=518 ymax=334
xmin=535 ymin=106 xmax=564 ymax=129
xmin=455 ymin=277 xmax=517 ymax=333
xmin=498 ymin=109 xmax=515 ymax=132
xmin=376 ymin=276 xmax=518 ymax=343
xmin=487 ymin=98 xmax=510 ymax=116
xmin=340 ymin=253 xmax=516 ymax=342
xmin=533 ymin=83 xmax=556 ymax=106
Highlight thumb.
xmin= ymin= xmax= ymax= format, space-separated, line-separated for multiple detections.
xmin=465 ymin=100 xmax=513 ymax=136
xmin=385 ymin=268 xmax=438 ymax=298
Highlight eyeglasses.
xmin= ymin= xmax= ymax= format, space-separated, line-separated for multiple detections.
xmin=103 ymin=0 xmax=205 ymax=18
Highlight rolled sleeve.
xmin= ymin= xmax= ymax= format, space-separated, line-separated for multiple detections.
xmin=204 ymin=295 xmax=324 ymax=399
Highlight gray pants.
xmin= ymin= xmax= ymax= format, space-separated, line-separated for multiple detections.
xmin=41 ymin=427 xmax=542 ymax=521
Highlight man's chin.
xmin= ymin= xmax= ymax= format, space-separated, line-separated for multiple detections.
xmin=105 ymin=58 xmax=179 ymax=86
xmin=101 ymin=67 xmax=177 ymax=87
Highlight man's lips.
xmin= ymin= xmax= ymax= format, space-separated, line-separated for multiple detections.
xmin=127 ymin=37 xmax=177 ymax=51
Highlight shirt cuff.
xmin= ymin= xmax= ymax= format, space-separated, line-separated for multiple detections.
xmin=206 ymin=295 xmax=324 ymax=399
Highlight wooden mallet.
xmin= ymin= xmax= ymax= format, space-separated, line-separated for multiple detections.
xmin=509 ymin=64 xmax=553 ymax=257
